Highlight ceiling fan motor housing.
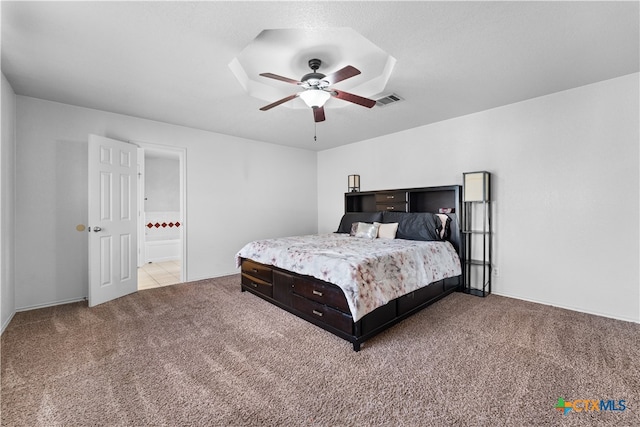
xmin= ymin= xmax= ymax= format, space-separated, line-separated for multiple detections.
xmin=301 ymin=59 xmax=328 ymax=88
xmin=301 ymin=72 xmax=327 ymax=87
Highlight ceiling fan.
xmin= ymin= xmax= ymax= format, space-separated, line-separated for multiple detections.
xmin=259 ymin=58 xmax=377 ymax=123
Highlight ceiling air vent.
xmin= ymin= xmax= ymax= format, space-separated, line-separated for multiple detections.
xmin=375 ymin=93 xmax=403 ymax=107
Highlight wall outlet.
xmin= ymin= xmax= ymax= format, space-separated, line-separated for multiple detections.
xmin=493 ymin=267 xmax=500 ymax=277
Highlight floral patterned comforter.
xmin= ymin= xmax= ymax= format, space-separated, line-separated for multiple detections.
xmin=235 ymin=234 xmax=461 ymax=322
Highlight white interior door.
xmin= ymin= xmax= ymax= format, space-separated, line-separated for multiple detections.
xmin=88 ymin=134 xmax=138 ymax=307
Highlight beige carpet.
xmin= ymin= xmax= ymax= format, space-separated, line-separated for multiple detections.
xmin=2 ymin=274 xmax=639 ymax=426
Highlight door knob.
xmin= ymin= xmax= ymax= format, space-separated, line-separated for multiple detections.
xmin=93 ymin=226 xmax=102 ymax=232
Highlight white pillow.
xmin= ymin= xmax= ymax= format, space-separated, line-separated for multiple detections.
xmin=350 ymin=222 xmax=380 ymax=239
xmin=374 ymin=222 xmax=399 ymax=239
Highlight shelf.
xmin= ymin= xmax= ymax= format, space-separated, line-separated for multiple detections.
xmin=466 ymin=259 xmax=491 ymax=266
xmin=345 ymin=185 xmax=462 ymax=216
xmin=463 ymin=288 xmax=490 ymax=297
xmin=462 ymin=171 xmax=492 ymax=297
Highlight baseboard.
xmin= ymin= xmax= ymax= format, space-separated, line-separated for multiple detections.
xmin=16 ymin=296 xmax=87 ymax=313
xmin=1 ymin=310 xmax=16 ymax=334
xmin=187 ymin=271 xmax=239 ymax=283
xmin=145 ymin=256 xmax=181 ymax=263
xmin=492 ymin=291 xmax=640 ymax=324
xmin=12 ymin=274 xmax=239 ymax=312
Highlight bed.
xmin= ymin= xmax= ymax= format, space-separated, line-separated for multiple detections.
xmin=236 ymin=185 xmax=463 ymax=351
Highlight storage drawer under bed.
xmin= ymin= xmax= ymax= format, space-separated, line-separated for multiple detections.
xmin=397 ymin=280 xmax=444 ymax=314
xmin=291 ymin=293 xmax=353 ymax=334
xmin=241 ymin=273 xmax=273 ymax=298
xmin=241 ymin=259 xmax=273 ymax=283
xmin=292 ymin=276 xmax=350 ymax=313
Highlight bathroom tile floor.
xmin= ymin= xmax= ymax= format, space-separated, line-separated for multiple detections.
xmin=138 ymin=260 xmax=181 ymax=290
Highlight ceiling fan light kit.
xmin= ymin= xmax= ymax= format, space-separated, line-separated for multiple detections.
xmin=299 ymin=89 xmax=331 ymax=108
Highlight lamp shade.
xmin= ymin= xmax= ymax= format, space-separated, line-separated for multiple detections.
xmin=463 ymin=171 xmax=490 ymax=201
xmin=299 ymin=89 xmax=331 ymax=108
xmin=348 ymin=174 xmax=360 ymax=192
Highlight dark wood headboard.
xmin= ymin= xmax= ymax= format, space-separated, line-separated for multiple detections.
xmin=344 ymin=185 xmax=463 ymax=259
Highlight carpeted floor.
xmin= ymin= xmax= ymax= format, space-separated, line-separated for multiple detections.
xmin=2 ymin=274 xmax=639 ymax=426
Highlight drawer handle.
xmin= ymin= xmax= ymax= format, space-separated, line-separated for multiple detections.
xmin=386 ymin=206 xmax=395 ymax=210
xmin=312 ymin=290 xmax=323 ymax=297
xmin=386 ymin=195 xmax=395 ymax=199
xmin=312 ymin=309 xmax=323 ymax=317
xmin=250 ymin=282 xmax=258 ymax=288
xmin=251 ymin=268 xmax=259 ymax=273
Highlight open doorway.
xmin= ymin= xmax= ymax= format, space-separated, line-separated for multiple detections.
xmin=134 ymin=142 xmax=186 ymax=290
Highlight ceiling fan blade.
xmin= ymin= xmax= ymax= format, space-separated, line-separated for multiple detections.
xmin=313 ymin=106 xmax=326 ymax=122
xmin=324 ymin=65 xmax=360 ymax=85
xmin=259 ymin=94 xmax=299 ymax=111
xmin=259 ymin=73 xmax=302 ymax=85
xmin=331 ymin=90 xmax=376 ymax=108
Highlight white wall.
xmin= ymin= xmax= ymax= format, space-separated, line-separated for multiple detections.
xmin=1 ymin=73 xmax=17 ymax=331
xmin=15 ymin=97 xmax=317 ymax=310
xmin=145 ymin=156 xmax=180 ymax=212
xmin=318 ymin=73 xmax=640 ymax=323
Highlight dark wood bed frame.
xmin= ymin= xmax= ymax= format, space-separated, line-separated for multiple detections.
xmin=240 ymin=185 xmax=463 ymax=351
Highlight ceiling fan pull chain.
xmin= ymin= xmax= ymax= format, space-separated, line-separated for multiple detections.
xmin=314 ymin=122 xmax=317 ymax=142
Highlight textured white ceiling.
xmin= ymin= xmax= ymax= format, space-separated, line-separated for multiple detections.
xmin=2 ymin=1 xmax=638 ymax=151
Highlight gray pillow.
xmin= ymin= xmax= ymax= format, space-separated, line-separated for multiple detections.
xmin=382 ymin=211 xmax=442 ymax=241
xmin=336 ymin=212 xmax=383 ymax=233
